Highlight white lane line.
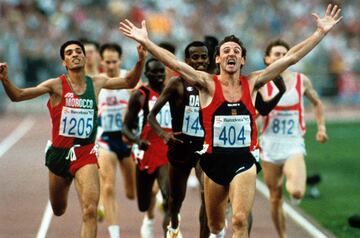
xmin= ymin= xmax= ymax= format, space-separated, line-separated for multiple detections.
xmin=0 ymin=116 xmax=35 ymax=158
xmin=36 ymin=200 xmax=53 ymax=238
xmin=256 ymin=179 xmax=328 ymax=238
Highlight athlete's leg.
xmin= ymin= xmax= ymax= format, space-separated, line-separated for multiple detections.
xmin=262 ymin=160 xmax=286 ymax=238
xmin=156 ymin=164 xmax=171 ymax=234
xmin=48 ymin=171 xmax=72 ymax=216
xmin=136 ymin=166 xmax=157 ymax=212
xmin=168 ymin=163 xmax=192 ymax=229
xmin=228 ymin=165 xmax=256 ymax=238
xmin=284 ymin=153 xmax=306 ymax=200
xmin=98 ymin=148 xmax=119 ymax=227
xmin=204 ymin=174 xmax=228 ymax=235
xmin=119 ymin=155 xmax=136 ymax=199
xmin=74 ymin=163 xmax=100 ymax=238
xmin=195 ymin=162 xmax=210 ymax=238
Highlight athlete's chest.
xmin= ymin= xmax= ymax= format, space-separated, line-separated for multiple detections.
xmin=220 ymin=84 xmax=243 ymax=102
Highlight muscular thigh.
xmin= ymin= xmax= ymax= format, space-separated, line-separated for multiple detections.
xmin=98 ymin=148 xmax=118 ymax=181
xmin=283 ymin=153 xmax=306 ymax=184
xmin=229 ymin=165 xmax=257 ymax=215
xmin=261 ymin=161 xmax=284 ymax=188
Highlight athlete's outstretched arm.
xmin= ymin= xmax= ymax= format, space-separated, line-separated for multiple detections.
xmin=101 ymin=45 xmax=147 ymax=89
xmin=0 ymin=63 xmax=53 ymax=101
xmin=255 ymin=76 xmax=286 ymax=116
xmin=253 ymin=4 xmax=342 ymax=89
xmin=119 ymin=20 xmax=209 ymax=90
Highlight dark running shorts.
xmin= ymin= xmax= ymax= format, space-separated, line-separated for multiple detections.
xmin=98 ymin=131 xmax=131 ymax=159
xmin=199 ymin=151 xmax=261 ymax=186
xmin=167 ymin=139 xmax=203 ymax=170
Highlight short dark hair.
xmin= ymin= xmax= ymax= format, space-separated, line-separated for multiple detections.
xmin=60 ymin=40 xmax=86 ymax=60
xmin=263 ymin=39 xmax=290 ymax=65
xmin=159 ymin=42 xmax=176 ymax=54
xmin=79 ymin=38 xmax=100 ymax=52
xmin=214 ymin=35 xmax=247 ymax=60
xmin=264 ymin=39 xmax=290 ymax=57
xmin=145 ymin=58 xmax=160 ymax=72
xmin=184 ymin=41 xmax=208 ymax=59
xmin=100 ymin=43 xmax=123 ymax=59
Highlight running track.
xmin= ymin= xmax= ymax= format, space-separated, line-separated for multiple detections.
xmin=0 ymin=112 xmax=334 ymax=237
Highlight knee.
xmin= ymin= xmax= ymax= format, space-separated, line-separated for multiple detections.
xmin=269 ymin=186 xmax=283 ymax=203
xmin=51 ymin=202 xmax=67 ymax=216
xmin=103 ymin=183 xmax=115 ymax=198
xmin=231 ymin=211 xmax=248 ymax=231
xmin=125 ymin=189 xmax=136 ymax=200
xmin=52 ymin=207 xmax=66 ymax=216
xmin=290 ymin=189 xmax=304 ymax=200
xmin=208 ymin=219 xmax=225 ymax=233
xmin=82 ymin=202 xmax=97 ymax=221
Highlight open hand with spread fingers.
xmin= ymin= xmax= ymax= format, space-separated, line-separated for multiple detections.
xmin=119 ymin=19 xmax=149 ymax=45
xmin=312 ymin=4 xmax=343 ymax=34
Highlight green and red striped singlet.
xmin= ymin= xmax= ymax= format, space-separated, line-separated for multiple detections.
xmin=47 ymin=74 xmax=98 ymax=148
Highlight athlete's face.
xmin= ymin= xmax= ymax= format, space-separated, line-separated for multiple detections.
xmin=101 ymin=49 xmax=122 ymax=78
xmin=216 ymin=41 xmax=245 ymax=74
xmin=62 ymin=44 xmax=86 ymax=70
xmin=185 ymin=46 xmax=209 ymax=71
xmin=84 ymin=44 xmax=100 ymax=67
xmin=264 ymin=45 xmax=288 ymax=66
xmin=145 ymin=60 xmax=165 ymax=89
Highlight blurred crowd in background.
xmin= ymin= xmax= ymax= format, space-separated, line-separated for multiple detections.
xmin=0 ymin=0 xmax=359 ymax=106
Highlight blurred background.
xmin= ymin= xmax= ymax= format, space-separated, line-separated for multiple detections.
xmin=0 ymin=0 xmax=359 ymax=111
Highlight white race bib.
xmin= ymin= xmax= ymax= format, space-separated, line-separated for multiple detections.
xmin=213 ymin=115 xmax=251 ymax=148
xmin=149 ymin=100 xmax=172 ymax=129
xmin=100 ymin=104 xmax=126 ymax=132
xmin=267 ymin=111 xmax=300 ymax=138
xmin=60 ymin=106 xmax=94 ymax=138
xmin=182 ymin=105 xmax=204 ymax=137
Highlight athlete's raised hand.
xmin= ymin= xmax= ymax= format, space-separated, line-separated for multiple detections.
xmin=312 ymin=4 xmax=342 ymax=34
xmin=0 ymin=63 xmax=8 ymax=81
xmin=119 ymin=19 xmax=148 ymax=45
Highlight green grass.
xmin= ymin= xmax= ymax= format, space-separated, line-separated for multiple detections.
xmin=300 ymin=121 xmax=360 ymax=238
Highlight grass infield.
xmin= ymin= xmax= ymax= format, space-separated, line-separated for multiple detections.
xmin=300 ymin=121 xmax=360 ymax=238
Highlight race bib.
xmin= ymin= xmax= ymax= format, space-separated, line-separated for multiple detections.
xmin=149 ymin=100 xmax=172 ymax=129
xmin=100 ymin=104 xmax=126 ymax=132
xmin=268 ymin=111 xmax=300 ymax=137
xmin=60 ymin=106 xmax=94 ymax=138
xmin=213 ymin=115 xmax=251 ymax=148
xmin=182 ymin=105 xmax=204 ymax=137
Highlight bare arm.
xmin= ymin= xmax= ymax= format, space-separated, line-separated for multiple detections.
xmin=119 ymin=20 xmax=210 ymax=90
xmin=303 ymin=75 xmax=328 ymax=143
xmin=254 ymin=4 xmax=342 ymax=89
xmin=122 ymin=90 xmax=150 ymax=150
xmin=148 ymin=77 xmax=183 ymax=145
xmin=0 ymin=63 xmax=53 ymax=101
xmin=101 ymin=45 xmax=147 ymax=89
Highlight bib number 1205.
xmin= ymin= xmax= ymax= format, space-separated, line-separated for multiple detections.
xmin=60 ymin=107 xmax=94 ymax=138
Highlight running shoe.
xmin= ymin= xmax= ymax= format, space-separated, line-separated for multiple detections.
xmin=140 ymin=215 xmax=154 ymax=238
